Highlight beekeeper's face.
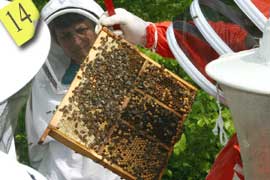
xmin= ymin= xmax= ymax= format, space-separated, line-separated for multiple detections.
xmin=55 ymin=19 xmax=96 ymax=64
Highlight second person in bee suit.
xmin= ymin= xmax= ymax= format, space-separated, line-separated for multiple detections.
xmin=25 ymin=0 xmax=121 ymax=179
xmin=98 ymin=0 xmax=270 ymax=179
xmin=0 ymin=0 xmax=50 ymax=179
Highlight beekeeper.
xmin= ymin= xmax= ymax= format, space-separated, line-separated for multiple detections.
xmin=0 ymin=0 xmax=50 ymax=179
xmin=98 ymin=0 xmax=270 ymax=179
xmin=25 ymin=0 xmax=120 ymax=180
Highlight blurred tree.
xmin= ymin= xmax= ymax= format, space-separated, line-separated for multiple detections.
xmin=32 ymin=0 xmax=48 ymax=11
xmin=96 ymin=0 xmax=192 ymax=22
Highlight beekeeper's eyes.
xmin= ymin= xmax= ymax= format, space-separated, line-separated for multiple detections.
xmin=76 ymin=27 xmax=90 ymax=34
xmin=59 ymin=32 xmax=73 ymax=40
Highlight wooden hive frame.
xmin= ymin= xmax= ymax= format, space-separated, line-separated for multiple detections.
xmin=39 ymin=27 xmax=197 ymax=180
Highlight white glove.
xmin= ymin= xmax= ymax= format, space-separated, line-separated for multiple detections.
xmin=98 ymin=8 xmax=149 ymax=46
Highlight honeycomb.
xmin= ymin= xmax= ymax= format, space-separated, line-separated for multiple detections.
xmin=41 ymin=28 xmax=197 ymax=180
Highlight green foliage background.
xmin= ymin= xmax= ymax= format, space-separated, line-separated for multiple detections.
xmin=16 ymin=1 xmax=235 ymax=179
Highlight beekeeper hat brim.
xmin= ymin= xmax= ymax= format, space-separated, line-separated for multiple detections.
xmin=0 ymin=1 xmax=51 ymax=103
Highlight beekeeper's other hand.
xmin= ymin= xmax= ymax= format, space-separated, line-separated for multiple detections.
xmin=98 ymin=8 xmax=149 ymax=46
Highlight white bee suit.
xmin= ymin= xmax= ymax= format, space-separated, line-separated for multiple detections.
xmin=25 ymin=0 xmax=121 ymax=180
xmin=0 ymin=0 xmax=50 ymax=157
xmin=0 ymin=0 xmax=50 ymax=179
xmin=0 ymin=151 xmax=47 ymax=180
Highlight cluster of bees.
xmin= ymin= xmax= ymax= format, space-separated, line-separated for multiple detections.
xmin=121 ymin=91 xmax=181 ymax=146
xmin=137 ymin=61 xmax=193 ymax=114
xmin=54 ymin=29 xmax=197 ymax=180
xmin=102 ymin=123 xmax=168 ymax=180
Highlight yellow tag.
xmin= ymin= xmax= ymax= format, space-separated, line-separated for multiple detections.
xmin=0 ymin=0 xmax=39 ymax=46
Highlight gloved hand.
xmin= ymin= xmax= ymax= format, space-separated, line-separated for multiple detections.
xmin=98 ymin=8 xmax=149 ymax=46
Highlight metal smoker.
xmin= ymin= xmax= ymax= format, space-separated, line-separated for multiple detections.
xmin=206 ymin=19 xmax=270 ymax=179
